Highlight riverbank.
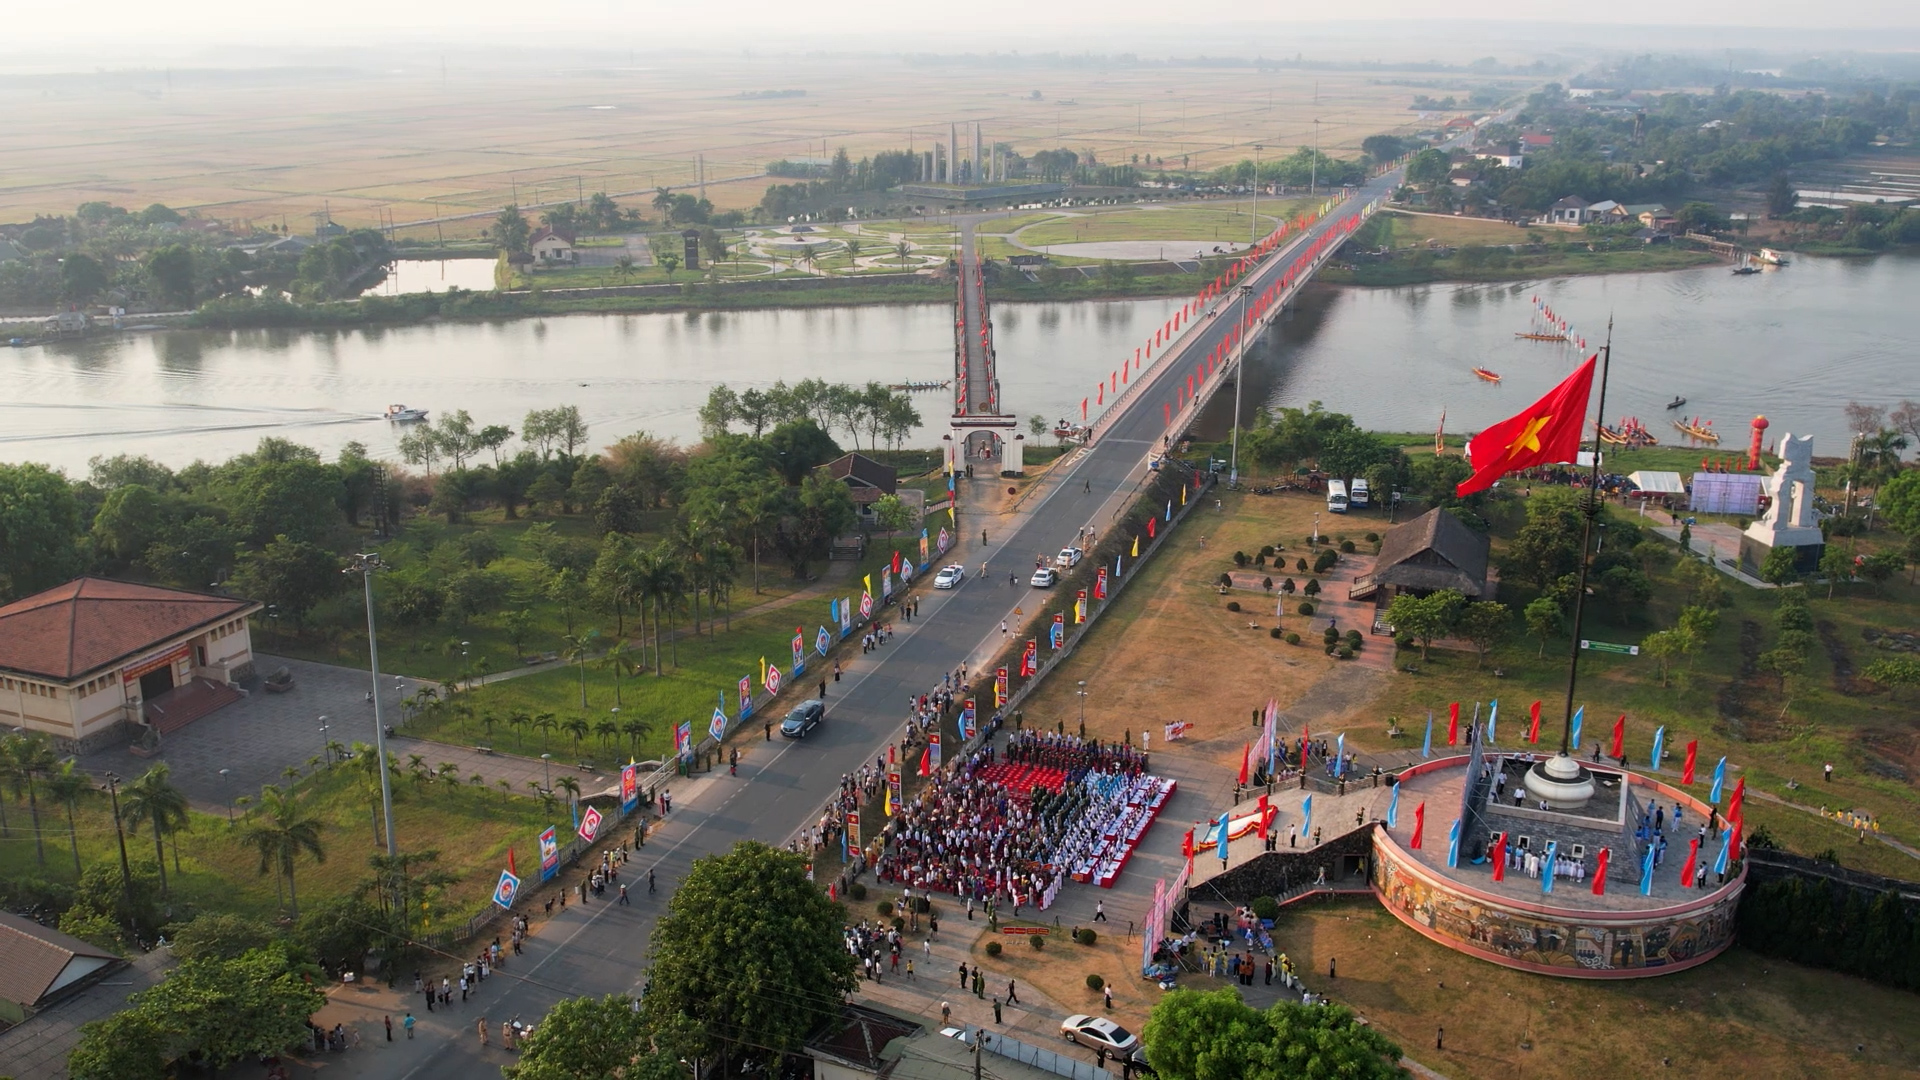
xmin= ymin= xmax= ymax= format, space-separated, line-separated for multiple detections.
xmin=1319 ymin=243 xmax=1718 ymax=286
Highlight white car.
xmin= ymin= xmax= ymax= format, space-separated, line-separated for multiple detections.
xmin=933 ymin=564 xmax=966 ymax=589
xmin=1030 ymin=567 xmax=1059 ymax=588
xmin=1055 ymin=546 xmax=1084 ymax=568
xmin=1061 ymin=1015 xmax=1138 ymax=1056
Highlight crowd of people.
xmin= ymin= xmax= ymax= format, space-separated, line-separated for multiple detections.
xmin=1004 ymin=730 xmax=1150 ymax=781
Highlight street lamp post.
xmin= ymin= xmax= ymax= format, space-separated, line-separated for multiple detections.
xmin=1228 ymin=283 xmax=1255 ymax=485
xmin=218 ymin=768 xmax=234 ymax=822
xmin=345 ymin=554 xmax=398 ymax=859
xmin=1249 ymin=144 xmax=1263 ymax=245
xmin=318 ymin=715 xmax=330 ymax=766
xmin=102 ymin=772 xmax=136 ymax=933
xmin=542 ymin=753 xmax=553 ymax=793
xmin=1313 ymin=512 xmax=1321 ymax=545
xmin=1076 ymin=681 xmax=1088 ymax=739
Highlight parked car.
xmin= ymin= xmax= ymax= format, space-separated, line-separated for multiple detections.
xmin=781 ymin=700 xmax=825 ymax=739
xmin=1030 ymin=567 xmax=1059 ymax=588
xmin=934 ymin=564 xmax=966 ymax=589
xmin=1056 ymin=547 xmax=1084 ymax=568
xmin=1061 ymin=1015 xmax=1138 ymax=1056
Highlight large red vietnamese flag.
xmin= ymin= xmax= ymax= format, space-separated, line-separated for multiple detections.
xmin=1456 ymin=355 xmax=1598 ymax=497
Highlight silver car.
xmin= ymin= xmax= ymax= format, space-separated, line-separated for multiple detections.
xmin=1061 ymin=1014 xmax=1137 ymax=1056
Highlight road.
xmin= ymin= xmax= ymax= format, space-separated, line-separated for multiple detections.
xmin=338 ymin=171 xmax=1401 ymax=1080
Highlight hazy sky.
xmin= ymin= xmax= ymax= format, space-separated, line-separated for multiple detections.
xmin=7 ymin=0 xmax=1917 ymax=48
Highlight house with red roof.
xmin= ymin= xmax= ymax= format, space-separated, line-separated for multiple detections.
xmin=0 ymin=578 xmax=260 ymax=751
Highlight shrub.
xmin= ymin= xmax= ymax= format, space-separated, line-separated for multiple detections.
xmin=1298 ymin=602 xmax=1315 ymax=616
xmin=1281 ymin=578 xmax=1296 ymax=594
xmin=1259 ymin=545 xmax=1276 ymax=558
xmin=1030 ymin=935 xmax=1045 ymax=951
xmin=850 ymin=882 xmax=868 ymax=901
xmin=1324 ymin=626 xmax=1340 ymax=645
xmin=986 ymin=940 xmax=1003 ymax=957
xmin=1077 ymin=928 xmax=1098 ymax=945
xmin=1262 ymin=577 xmax=1274 ymax=591
xmin=1086 ymin=973 xmax=1105 ymax=989
xmin=1313 ymin=549 xmax=1339 ymax=574
xmin=1364 ymin=533 xmax=1379 ymax=544
xmin=1345 ymin=629 xmax=1363 ymax=648
xmin=1296 ymin=557 xmax=1309 ymax=573
xmin=1254 ymin=554 xmax=1266 ymax=567
xmin=1227 ymin=600 xmax=1242 ymax=612
xmin=1337 ymin=646 xmax=1353 ymax=659
xmin=1326 ymin=643 xmax=1338 ymax=655
xmin=1285 ymin=632 xmax=1301 ymax=645
xmin=878 ymin=901 xmax=894 ymax=916
xmin=1340 ymin=539 xmax=1356 ymax=553
xmin=1234 ymin=550 xmax=1250 ymax=567
xmin=1395 ymin=632 xmax=1414 ymax=650
xmin=1303 ymin=579 xmax=1321 ymax=597
xmin=1250 ymin=895 xmax=1281 ymax=921
xmin=1269 ymin=627 xmax=1284 ymax=639
xmin=1218 ymin=572 xmax=1234 ymax=588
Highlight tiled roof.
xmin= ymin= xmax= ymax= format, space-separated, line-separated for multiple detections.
xmin=0 ymin=578 xmax=256 ymax=682
xmin=820 ymin=453 xmax=898 ymax=494
xmin=0 ymin=911 xmax=121 ymax=1008
xmin=1374 ymin=508 xmax=1491 ymax=596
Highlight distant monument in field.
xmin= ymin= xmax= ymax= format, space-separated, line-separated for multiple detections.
xmin=1740 ymin=432 xmax=1825 ymax=576
xmin=899 ymin=122 xmax=1063 ymax=204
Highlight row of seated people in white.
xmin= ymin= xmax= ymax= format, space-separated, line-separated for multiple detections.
xmin=1056 ymin=775 xmax=1165 ymax=879
xmin=1513 ymin=848 xmax=1587 ymax=881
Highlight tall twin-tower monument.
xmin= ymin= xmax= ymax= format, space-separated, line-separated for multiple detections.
xmin=917 ymin=122 xmax=1007 ymax=185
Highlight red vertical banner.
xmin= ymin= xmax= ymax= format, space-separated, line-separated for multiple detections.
xmin=1610 ymin=715 xmax=1626 ymax=760
xmin=1682 ymin=740 xmax=1698 ymax=785
xmin=1527 ymin=700 xmax=1542 ymax=743
xmin=1410 ymin=802 xmax=1426 ymax=848
xmin=1490 ymin=833 xmax=1507 ymax=882
xmin=1447 ymin=702 xmax=1460 ymax=746
xmin=1097 ymin=384 xmax=1104 ymax=406
xmin=1592 ymin=848 xmax=1610 ymax=895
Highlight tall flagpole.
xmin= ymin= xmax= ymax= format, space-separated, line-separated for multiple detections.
xmin=1558 ymin=320 xmax=1613 ymax=755
xmin=1525 ymin=320 xmax=1611 ymax=810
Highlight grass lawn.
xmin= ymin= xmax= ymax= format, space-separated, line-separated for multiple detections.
xmin=1324 ymin=245 xmax=1720 ymax=286
xmin=975 ymin=235 xmax=1100 ymax=266
xmin=1272 ymin=898 xmax=1920 ymax=1080
xmin=0 ymin=760 xmax=552 ymax=929
xmin=1021 ymin=206 xmax=1288 ymax=247
xmin=1376 ymin=434 xmax=1778 ymax=478
xmin=977 ymin=212 xmax=1069 ymax=235
xmin=1366 ymin=210 xmax=1546 ymax=248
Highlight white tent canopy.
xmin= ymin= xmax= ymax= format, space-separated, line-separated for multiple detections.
xmin=1627 ymin=471 xmax=1687 ymax=495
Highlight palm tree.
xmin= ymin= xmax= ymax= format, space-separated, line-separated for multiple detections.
xmin=121 ymin=764 xmax=190 ymax=896
xmin=562 ymin=716 xmax=589 ymax=755
xmin=437 ymin=762 xmax=459 ymax=786
xmin=621 ymin=715 xmax=651 ymax=758
xmin=555 ymin=776 xmax=582 ymax=815
xmin=627 ymin=546 xmax=667 ymax=674
xmin=895 ymin=239 xmax=911 ymax=262
xmin=346 ymin=741 xmax=388 ymax=847
xmin=470 ymin=773 xmax=486 ymax=790
xmin=46 ymin=759 xmax=88 ymax=876
xmin=533 ymin=712 xmax=560 ymax=756
xmin=562 ymin=631 xmax=600 ymax=709
xmin=4 ymin=734 xmax=56 ymax=867
xmin=614 ymin=255 xmax=636 ymax=281
xmin=652 ymin=187 xmax=675 ymax=224
xmin=602 ymin=639 xmax=638 ymax=707
xmin=0 ymin=735 xmax=18 ymax=837
xmin=479 ymin=712 xmax=498 ymax=745
xmin=242 ymin=785 xmax=326 ymax=919
xmin=497 ymin=778 xmax=514 ymax=799
xmin=594 ymin=716 xmax=619 ymax=752
xmin=506 ymin=710 xmax=531 ymax=752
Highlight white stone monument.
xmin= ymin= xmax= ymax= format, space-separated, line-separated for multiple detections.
xmin=1740 ymin=432 xmax=1825 ymax=576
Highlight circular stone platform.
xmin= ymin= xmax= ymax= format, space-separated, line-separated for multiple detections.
xmin=1370 ymin=754 xmax=1743 ymax=978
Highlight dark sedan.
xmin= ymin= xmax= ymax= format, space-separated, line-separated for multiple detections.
xmin=781 ymin=700 xmax=825 ymax=739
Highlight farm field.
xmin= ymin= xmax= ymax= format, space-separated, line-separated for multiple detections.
xmin=0 ymin=54 xmax=1505 ymax=236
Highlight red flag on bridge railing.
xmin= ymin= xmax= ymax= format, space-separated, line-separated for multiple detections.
xmin=1096 ymin=384 xmax=1104 ymax=406
xmin=1081 ymin=398 xmax=1088 ymax=421
xmin=1163 ymin=402 xmax=1171 ymax=425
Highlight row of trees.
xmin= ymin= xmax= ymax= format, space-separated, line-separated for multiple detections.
xmin=698 ymin=378 xmax=922 ymax=451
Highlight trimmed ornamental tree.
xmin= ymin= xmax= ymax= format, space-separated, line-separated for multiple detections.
xmin=1143 ymin=988 xmax=1403 ymax=1080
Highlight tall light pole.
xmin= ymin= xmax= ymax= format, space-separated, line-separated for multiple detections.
xmin=218 ymin=768 xmax=234 ymax=822
xmin=318 ymin=715 xmax=330 ymax=765
xmin=542 ymin=753 xmax=553 ymax=793
xmin=1228 ymin=284 xmax=1255 ymax=484
xmin=1249 ymin=144 xmax=1263 ymax=245
xmin=102 ymin=772 xmax=136 ymax=933
xmin=345 ymin=554 xmax=398 ymax=858
xmin=1310 ymin=119 xmax=1321 ymax=198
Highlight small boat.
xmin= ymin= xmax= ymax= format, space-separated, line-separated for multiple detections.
xmin=1731 ymin=254 xmax=1760 ymax=276
xmin=1666 ymin=396 xmax=1686 ymax=410
xmin=383 ymin=404 xmax=429 ymax=422
xmin=1600 ymin=417 xmax=1658 ymax=447
xmin=1674 ymin=418 xmax=1720 ymax=443
xmin=1472 ymin=367 xmax=1501 ymax=383
xmin=1514 ymin=332 xmax=1567 ymax=342
xmin=1757 ymin=248 xmax=1789 ymax=266
xmin=888 ymin=380 xmax=952 ymax=392
xmin=1053 ymin=420 xmax=1087 ymax=440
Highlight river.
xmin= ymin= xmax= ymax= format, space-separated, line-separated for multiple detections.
xmin=2 ymin=253 xmax=1911 ymax=475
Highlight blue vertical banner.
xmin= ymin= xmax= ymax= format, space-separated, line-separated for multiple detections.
xmin=1446 ymin=818 xmax=1462 ymax=868
xmin=1214 ymin=814 xmax=1231 ymax=864
xmin=1486 ymin=699 xmax=1498 ymax=745
xmin=1650 ymin=725 xmax=1667 ymax=771
xmin=1712 ymin=828 xmax=1732 ymax=876
xmin=1386 ymin=783 xmax=1400 ymax=828
xmin=1570 ymin=706 xmax=1585 ymax=753
xmin=1300 ymin=795 xmax=1313 ymax=841
xmin=1542 ymin=840 xmax=1559 ymax=894
xmin=1334 ymin=732 xmax=1345 ymax=776
xmin=1710 ymin=757 xmax=1727 ymax=804
xmin=1639 ymin=843 xmax=1658 ymax=896
xmin=1422 ymin=711 xmax=1433 ymax=759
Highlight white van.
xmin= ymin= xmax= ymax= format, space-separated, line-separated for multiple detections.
xmin=1327 ymin=479 xmax=1350 ymax=514
xmin=1349 ymin=479 xmax=1371 ymax=509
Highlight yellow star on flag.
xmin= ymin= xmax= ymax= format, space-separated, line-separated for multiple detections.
xmin=1505 ymin=413 xmax=1554 ymax=459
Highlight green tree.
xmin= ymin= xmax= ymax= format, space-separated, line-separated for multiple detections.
xmin=1502 ymin=496 xmax=1584 ymax=590
xmin=144 ymin=244 xmax=197 ymax=308
xmin=0 ymin=462 xmax=86 ymax=601
xmin=0 ymin=732 xmax=57 ymax=866
xmin=1766 ymin=173 xmax=1797 ymax=218
xmin=1454 ymin=601 xmax=1512 ymax=668
xmin=772 ymin=470 xmax=857 ymax=577
xmin=492 ymin=205 xmax=532 ymax=254
xmin=642 ymin=842 xmax=858 ymax=1061
xmin=167 ymin=913 xmax=279 ymax=962
xmin=241 ymin=785 xmax=327 ymax=918
xmin=1759 ymin=545 xmax=1800 ymax=585
xmin=1143 ymin=988 xmax=1403 ymax=1080
xmin=231 ymin=535 xmax=341 ymax=625
xmin=120 ymin=764 xmax=190 ymax=896
xmin=1406 ymin=148 xmax=1450 ymax=187
xmin=61 ymin=252 xmax=110 ymax=301
xmin=1385 ymin=589 xmax=1463 ymax=660
xmin=46 ymin=757 xmax=90 ymax=876
xmin=508 ymin=993 xmax=653 ymax=1080
xmin=1863 ymin=657 xmax=1920 ymax=700
xmin=1524 ymin=595 xmax=1563 ymax=658
xmin=1640 ymin=627 xmax=1691 ymax=687
xmin=1818 ymin=545 xmax=1854 ymax=598
xmin=1758 ymin=646 xmax=1804 ymax=694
